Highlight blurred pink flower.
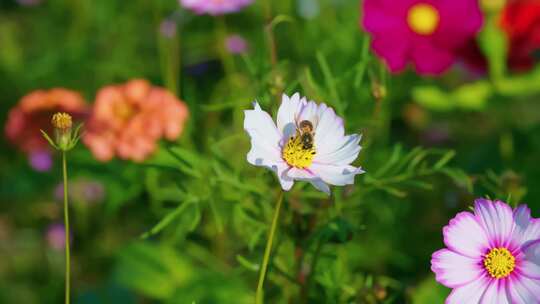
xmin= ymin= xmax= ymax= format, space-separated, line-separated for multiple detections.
xmin=46 ymin=223 xmax=67 ymax=251
xmin=180 ymin=0 xmax=254 ymax=15
xmin=83 ymin=79 xmax=189 ymax=162
xmin=29 ymin=150 xmax=53 ymax=172
xmin=362 ymin=0 xmax=483 ymax=75
xmin=159 ymin=19 xmax=177 ymax=38
xmin=54 ymin=179 xmax=105 ymax=204
xmin=226 ymin=34 xmax=248 ymax=54
xmin=4 ymin=88 xmax=88 ymax=153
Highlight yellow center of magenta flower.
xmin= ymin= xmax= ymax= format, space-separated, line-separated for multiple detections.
xmin=407 ymin=3 xmax=440 ymax=35
xmin=51 ymin=112 xmax=73 ymax=130
xmin=484 ymin=247 xmax=515 ymax=279
xmin=282 ymin=135 xmax=316 ymax=169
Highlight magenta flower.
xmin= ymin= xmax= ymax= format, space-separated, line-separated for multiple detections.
xmin=179 ymin=0 xmax=253 ymax=15
xmin=29 ymin=150 xmax=53 ymax=172
xmin=46 ymin=224 xmax=67 ymax=251
xmin=431 ymin=199 xmax=540 ymax=303
xmin=362 ymin=0 xmax=483 ymax=75
xmin=159 ymin=19 xmax=177 ymax=38
xmin=226 ymin=34 xmax=248 ymax=54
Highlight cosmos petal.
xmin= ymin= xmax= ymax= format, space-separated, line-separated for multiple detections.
xmin=445 ymin=275 xmax=490 ymax=304
xmin=314 ymin=134 xmax=362 ymax=165
xmin=309 ymin=179 xmax=330 ymax=194
xmin=411 ymin=42 xmax=455 ymax=75
xmin=474 ymin=199 xmax=515 ymax=248
xmin=512 ymin=205 xmax=540 ymax=246
xmin=480 ymin=279 xmax=511 ymax=304
xmin=519 ymin=240 xmax=540 ymax=280
xmin=244 ymin=101 xmax=282 ymax=166
xmin=309 ymin=163 xmax=364 ymax=186
xmin=277 ymin=93 xmax=305 ymax=138
xmin=285 ymin=168 xmax=331 ymax=195
xmin=275 ymin=162 xmax=294 ymax=191
xmin=431 ymin=249 xmax=484 ymax=288
xmin=297 ymin=100 xmax=319 ymax=125
xmin=507 ymin=275 xmax=540 ymax=304
xmin=443 ymin=211 xmax=490 ymax=258
xmin=286 ymin=167 xmax=316 ymax=180
xmin=313 ymin=106 xmax=345 ymax=156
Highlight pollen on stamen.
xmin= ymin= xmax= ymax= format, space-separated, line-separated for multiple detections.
xmin=483 ymin=247 xmax=515 ymax=279
xmin=52 ymin=112 xmax=73 ymax=131
xmin=282 ymin=136 xmax=316 ymax=169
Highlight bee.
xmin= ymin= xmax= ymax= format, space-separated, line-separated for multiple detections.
xmin=297 ymin=120 xmax=315 ymax=150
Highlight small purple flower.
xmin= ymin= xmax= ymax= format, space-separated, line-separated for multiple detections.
xmin=431 ymin=199 xmax=540 ymax=303
xmin=54 ymin=179 xmax=105 ymax=204
xmin=225 ymin=34 xmax=248 ymax=54
xmin=362 ymin=0 xmax=483 ymax=75
xmin=180 ymin=0 xmax=254 ymax=16
xmin=46 ymin=224 xmax=67 ymax=251
xmin=28 ymin=150 xmax=52 ymax=172
xmin=79 ymin=180 xmax=105 ymax=203
xmin=159 ymin=19 xmax=177 ymax=38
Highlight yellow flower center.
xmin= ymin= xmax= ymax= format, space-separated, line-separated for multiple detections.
xmin=282 ymin=135 xmax=316 ymax=169
xmin=407 ymin=3 xmax=440 ymax=35
xmin=483 ymin=247 xmax=515 ymax=279
xmin=51 ymin=112 xmax=73 ymax=130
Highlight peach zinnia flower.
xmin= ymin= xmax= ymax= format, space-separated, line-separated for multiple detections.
xmin=5 ymin=88 xmax=87 ymax=153
xmin=83 ymin=79 xmax=189 ymax=162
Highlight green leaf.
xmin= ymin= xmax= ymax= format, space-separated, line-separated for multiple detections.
xmin=140 ymin=197 xmax=195 ymax=239
xmin=412 ymin=86 xmax=454 ymax=111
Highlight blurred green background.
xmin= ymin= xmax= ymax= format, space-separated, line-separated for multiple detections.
xmin=1 ymin=0 xmax=539 ymax=303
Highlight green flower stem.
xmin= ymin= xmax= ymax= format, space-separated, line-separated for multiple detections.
xmin=216 ymin=17 xmax=235 ymax=76
xmin=62 ymin=151 xmax=71 ymax=304
xmin=256 ymin=191 xmax=284 ymax=304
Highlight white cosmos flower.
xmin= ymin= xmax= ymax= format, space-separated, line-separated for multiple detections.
xmin=244 ymin=93 xmax=364 ymax=194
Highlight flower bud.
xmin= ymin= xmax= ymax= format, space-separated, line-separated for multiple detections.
xmin=41 ymin=112 xmax=82 ymax=152
xmin=52 ymin=112 xmax=73 ymax=131
xmin=52 ymin=112 xmax=73 ymax=150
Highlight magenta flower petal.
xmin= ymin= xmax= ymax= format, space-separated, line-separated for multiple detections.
xmin=519 ymin=240 xmax=540 ymax=280
xmin=474 ymin=199 xmax=515 ymax=248
xmin=410 ymin=42 xmax=454 ymax=74
xmin=180 ymin=0 xmax=253 ymax=16
xmin=29 ymin=150 xmax=53 ymax=172
xmin=507 ymin=275 xmax=540 ymax=304
xmin=370 ymin=34 xmax=410 ymax=73
xmin=431 ymin=249 xmax=483 ymax=288
xmin=443 ymin=211 xmax=489 ymax=258
xmin=445 ymin=274 xmax=490 ymax=304
xmin=512 ymin=205 xmax=540 ymax=246
xmin=480 ymin=280 xmax=512 ymax=304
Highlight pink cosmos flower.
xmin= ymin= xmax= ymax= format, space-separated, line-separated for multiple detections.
xmin=180 ymin=0 xmax=254 ymax=15
xmin=244 ymin=93 xmax=364 ymax=194
xmin=431 ymin=199 xmax=540 ymax=303
xmin=29 ymin=150 xmax=53 ymax=172
xmin=226 ymin=34 xmax=248 ymax=54
xmin=4 ymin=88 xmax=87 ymax=153
xmin=46 ymin=223 xmax=67 ymax=251
xmin=83 ymin=79 xmax=189 ymax=162
xmin=362 ymin=0 xmax=483 ymax=75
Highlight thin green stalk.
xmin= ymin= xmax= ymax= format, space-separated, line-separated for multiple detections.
xmin=216 ymin=17 xmax=235 ymax=76
xmin=62 ymin=152 xmax=71 ymax=304
xmin=256 ymin=192 xmax=284 ymax=304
